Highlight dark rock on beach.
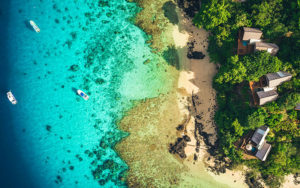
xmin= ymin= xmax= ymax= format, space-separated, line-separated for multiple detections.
xmin=187 ymin=51 xmax=205 ymax=59
xmin=169 ymin=135 xmax=191 ymax=158
xmin=194 ymin=153 xmax=198 ymax=161
xmin=176 ymin=124 xmax=184 ymax=131
xmin=183 ymin=135 xmax=191 ymax=142
xmin=187 ymin=41 xmax=205 ymax=59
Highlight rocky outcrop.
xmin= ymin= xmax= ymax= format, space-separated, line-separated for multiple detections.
xmin=245 ymin=172 xmax=264 ymax=188
xmin=187 ymin=51 xmax=205 ymax=59
xmin=176 ymin=0 xmax=201 ymax=18
xmin=169 ymin=135 xmax=191 ymax=158
xmin=187 ymin=41 xmax=205 ymax=59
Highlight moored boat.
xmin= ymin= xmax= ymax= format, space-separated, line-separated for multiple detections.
xmin=7 ymin=91 xmax=17 ymax=105
xmin=77 ymin=89 xmax=89 ymax=100
xmin=29 ymin=20 xmax=40 ymax=33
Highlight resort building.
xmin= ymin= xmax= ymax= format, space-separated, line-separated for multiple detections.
xmin=237 ymin=27 xmax=279 ymax=55
xmin=254 ymin=42 xmax=279 ymax=55
xmin=242 ymin=27 xmax=263 ymax=42
xmin=249 ymin=126 xmax=272 ymax=161
xmin=265 ymin=71 xmax=292 ymax=88
xmin=296 ymin=104 xmax=300 ymax=110
xmin=250 ymin=71 xmax=292 ymax=106
xmin=256 ymin=90 xmax=278 ymax=105
xmin=237 ymin=27 xmax=262 ymax=55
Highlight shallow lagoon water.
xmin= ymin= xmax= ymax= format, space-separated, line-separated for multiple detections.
xmin=0 ymin=0 xmax=173 ymax=187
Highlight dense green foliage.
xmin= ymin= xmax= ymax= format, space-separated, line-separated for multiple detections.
xmin=215 ymin=52 xmax=283 ymax=85
xmin=194 ymin=0 xmax=300 ymax=187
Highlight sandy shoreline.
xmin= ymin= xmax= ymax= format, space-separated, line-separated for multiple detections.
xmin=172 ymin=8 xmax=249 ymax=188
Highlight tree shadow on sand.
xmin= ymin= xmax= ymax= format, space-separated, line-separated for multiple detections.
xmin=162 ymin=1 xmax=179 ymax=25
xmin=162 ymin=45 xmax=180 ymax=70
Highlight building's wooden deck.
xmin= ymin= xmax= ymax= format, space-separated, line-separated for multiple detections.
xmin=234 ymin=131 xmax=257 ymax=160
xmin=249 ymin=81 xmax=258 ymax=105
xmin=237 ymin=30 xmax=254 ymax=55
xmin=249 ymin=78 xmax=267 ymax=106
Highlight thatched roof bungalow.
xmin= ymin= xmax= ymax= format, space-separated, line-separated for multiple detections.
xmin=256 ymin=90 xmax=278 ymax=105
xmin=265 ymin=71 xmax=292 ymax=88
xmin=254 ymin=42 xmax=279 ymax=55
xmin=251 ymin=126 xmax=272 ymax=161
xmin=242 ymin=27 xmax=263 ymax=41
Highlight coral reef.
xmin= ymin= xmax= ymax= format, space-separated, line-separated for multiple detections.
xmin=116 ymin=92 xmax=186 ymax=187
xmin=131 ymin=0 xmax=176 ymax=51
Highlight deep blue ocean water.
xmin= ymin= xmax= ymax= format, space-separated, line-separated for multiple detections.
xmin=0 ymin=0 xmax=173 ymax=187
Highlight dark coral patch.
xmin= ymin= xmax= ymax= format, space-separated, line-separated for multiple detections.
xmin=64 ymin=40 xmax=72 ymax=48
xmin=46 ymin=125 xmax=52 ymax=132
xmin=54 ymin=175 xmax=63 ymax=184
xmin=95 ymin=78 xmax=105 ymax=85
xmin=70 ymin=32 xmax=77 ymax=40
xmin=75 ymin=154 xmax=83 ymax=161
xmin=69 ymin=64 xmax=79 ymax=72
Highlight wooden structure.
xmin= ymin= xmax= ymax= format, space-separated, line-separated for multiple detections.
xmin=265 ymin=71 xmax=292 ymax=87
xmin=249 ymin=77 xmax=267 ymax=105
xmin=249 ymin=72 xmax=292 ymax=106
xmin=257 ymin=90 xmax=278 ymax=105
xmin=237 ymin=27 xmax=281 ymax=56
xmin=242 ymin=27 xmax=263 ymax=41
xmin=251 ymin=126 xmax=272 ymax=161
xmin=251 ymin=126 xmax=269 ymax=150
xmin=254 ymin=42 xmax=279 ymax=55
xmin=236 ymin=126 xmax=272 ymax=161
xmin=235 ymin=131 xmax=257 ymax=160
xmin=237 ymin=29 xmax=255 ymax=55
xmin=249 ymin=81 xmax=258 ymax=105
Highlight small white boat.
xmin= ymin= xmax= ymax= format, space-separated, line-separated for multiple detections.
xmin=29 ymin=20 xmax=40 ymax=33
xmin=77 ymin=89 xmax=89 ymax=100
xmin=7 ymin=91 xmax=17 ymax=105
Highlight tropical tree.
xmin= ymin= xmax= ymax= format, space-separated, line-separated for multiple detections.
xmin=193 ymin=0 xmax=231 ymax=30
xmin=278 ymin=92 xmax=300 ymax=110
xmin=247 ymin=108 xmax=267 ymax=129
xmin=232 ymin=119 xmax=244 ymax=137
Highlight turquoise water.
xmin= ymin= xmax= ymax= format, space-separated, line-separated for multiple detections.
xmin=1 ymin=0 xmax=173 ymax=187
